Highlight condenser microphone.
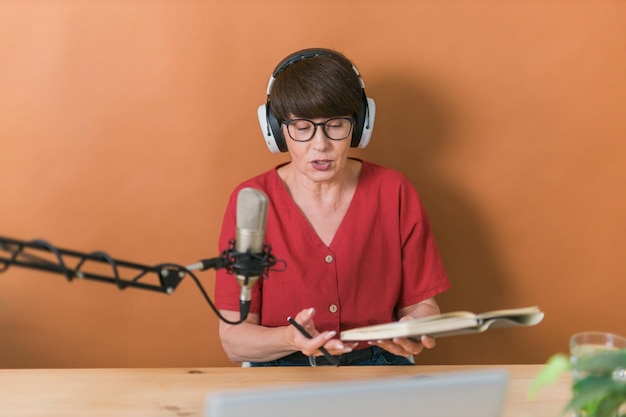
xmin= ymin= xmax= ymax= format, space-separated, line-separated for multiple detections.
xmin=234 ymin=187 xmax=268 ymax=321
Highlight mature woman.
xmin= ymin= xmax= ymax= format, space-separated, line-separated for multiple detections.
xmin=214 ymin=48 xmax=450 ymax=366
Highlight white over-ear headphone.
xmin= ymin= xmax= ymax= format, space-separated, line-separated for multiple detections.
xmin=257 ymin=48 xmax=376 ymax=153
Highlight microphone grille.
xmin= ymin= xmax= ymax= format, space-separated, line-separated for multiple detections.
xmin=236 ymin=188 xmax=269 ymax=230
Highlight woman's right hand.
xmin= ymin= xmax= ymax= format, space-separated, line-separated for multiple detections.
xmin=291 ymin=307 xmax=357 ymax=356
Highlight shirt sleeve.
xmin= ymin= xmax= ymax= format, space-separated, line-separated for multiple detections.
xmin=397 ymin=177 xmax=451 ymax=308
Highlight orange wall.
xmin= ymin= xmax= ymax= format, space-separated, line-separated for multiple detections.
xmin=1 ymin=1 xmax=625 ymax=368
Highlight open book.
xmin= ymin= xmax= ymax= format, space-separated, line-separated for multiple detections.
xmin=340 ymin=306 xmax=544 ymax=342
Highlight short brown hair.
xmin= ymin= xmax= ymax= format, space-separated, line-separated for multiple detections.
xmin=269 ymin=50 xmax=363 ymax=123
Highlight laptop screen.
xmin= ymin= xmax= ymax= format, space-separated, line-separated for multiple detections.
xmin=207 ymin=369 xmax=508 ymax=417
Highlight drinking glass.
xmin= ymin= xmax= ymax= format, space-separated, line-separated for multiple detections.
xmin=570 ymin=332 xmax=626 ymax=380
xmin=569 ymin=332 xmax=626 ymax=417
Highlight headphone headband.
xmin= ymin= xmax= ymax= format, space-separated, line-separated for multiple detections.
xmin=258 ymin=48 xmax=376 ymax=153
xmin=265 ymin=49 xmax=366 ymax=95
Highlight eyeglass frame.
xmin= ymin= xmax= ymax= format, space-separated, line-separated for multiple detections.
xmin=281 ymin=117 xmax=355 ymax=142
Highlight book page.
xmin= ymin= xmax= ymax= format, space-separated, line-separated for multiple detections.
xmin=477 ymin=307 xmax=545 ymax=330
xmin=477 ymin=306 xmax=542 ymax=320
xmin=340 ymin=306 xmax=544 ymax=342
xmin=340 ymin=314 xmax=478 ymax=341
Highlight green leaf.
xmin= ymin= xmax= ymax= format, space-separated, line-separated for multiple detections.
xmin=528 ymin=354 xmax=571 ymax=400
xmin=594 ymin=395 xmax=625 ymax=417
xmin=567 ymin=376 xmax=616 ymax=412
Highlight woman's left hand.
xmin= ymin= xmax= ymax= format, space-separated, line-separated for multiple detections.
xmin=368 ymin=334 xmax=435 ymax=357
xmin=369 ymin=299 xmax=440 ymax=357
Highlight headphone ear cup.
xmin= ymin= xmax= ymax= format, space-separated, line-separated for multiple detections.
xmin=357 ymin=97 xmax=375 ymax=149
xmin=351 ymin=96 xmax=376 ymax=149
xmin=257 ymin=103 xmax=288 ymax=153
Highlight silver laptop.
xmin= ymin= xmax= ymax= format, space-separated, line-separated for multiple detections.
xmin=207 ymin=369 xmax=508 ymax=417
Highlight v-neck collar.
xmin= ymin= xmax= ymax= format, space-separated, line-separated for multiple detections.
xmin=271 ymin=159 xmax=366 ymax=249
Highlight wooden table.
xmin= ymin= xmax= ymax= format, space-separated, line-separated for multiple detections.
xmin=0 ymin=365 xmax=570 ymax=417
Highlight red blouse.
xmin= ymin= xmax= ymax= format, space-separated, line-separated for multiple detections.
xmin=214 ymin=159 xmax=450 ymax=335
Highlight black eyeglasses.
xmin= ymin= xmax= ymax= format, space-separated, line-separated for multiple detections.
xmin=282 ymin=117 xmax=355 ymax=142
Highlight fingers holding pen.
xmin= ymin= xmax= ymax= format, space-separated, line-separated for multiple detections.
xmin=304 ymin=331 xmax=358 ymax=357
xmin=289 ymin=308 xmax=356 ymax=356
xmin=298 ymin=329 xmax=338 ymax=357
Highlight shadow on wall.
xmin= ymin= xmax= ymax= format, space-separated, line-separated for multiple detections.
xmin=360 ymin=74 xmax=530 ymax=363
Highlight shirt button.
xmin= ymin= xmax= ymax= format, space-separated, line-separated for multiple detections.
xmin=329 ymin=304 xmax=338 ymax=313
xmin=324 ymin=255 xmax=334 ymax=263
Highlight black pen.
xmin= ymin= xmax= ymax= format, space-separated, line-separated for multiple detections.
xmin=287 ymin=316 xmax=339 ymax=366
